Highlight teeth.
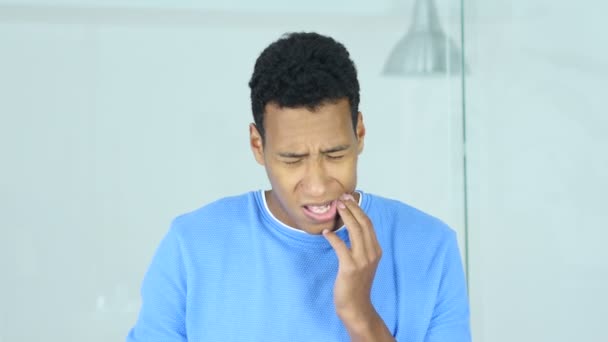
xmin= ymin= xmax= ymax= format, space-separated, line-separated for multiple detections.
xmin=308 ymin=203 xmax=330 ymax=214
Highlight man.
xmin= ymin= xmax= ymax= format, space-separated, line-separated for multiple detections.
xmin=127 ymin=32 xmax=470 ymax=342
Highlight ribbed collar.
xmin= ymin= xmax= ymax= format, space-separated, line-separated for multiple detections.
xmin=253 ymin=190 xmax=369 ymax=248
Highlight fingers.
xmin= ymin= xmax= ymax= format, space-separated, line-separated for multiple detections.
xmin=347 ymin=198 xmax=380 ymax=252
xmin=337 ymin=195 xmax=367 ymax=260
xmin=323 ymin=229 xmax=353 ymax=264
xmin=341 ymin=196 xmax=373 ymax=243
xmin=339 ymin=194 xmax=381 ymax=261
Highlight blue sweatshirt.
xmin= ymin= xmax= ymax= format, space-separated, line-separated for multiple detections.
xmin=127 ymin=191 xmax=470 ymax=341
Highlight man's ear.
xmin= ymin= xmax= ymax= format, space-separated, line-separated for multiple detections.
xmin=356 ymin=112 xmax=366 ymax=154
xmin=249 ymin=123 xmax=265 ymax=166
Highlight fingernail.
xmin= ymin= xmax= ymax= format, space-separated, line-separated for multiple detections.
xmin=337 ymin=201 xmax=346 ymax=209
xmin=322 ymin=229 xmax=329 ymax=235
xmin=341 ymin=193 xmax=355 ymax=202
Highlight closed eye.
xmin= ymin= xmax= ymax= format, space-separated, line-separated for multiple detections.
xmin=327 ymin=155 xmax=345 ymax=160
xmin=283 ymin=159 xmax=302 ymax=165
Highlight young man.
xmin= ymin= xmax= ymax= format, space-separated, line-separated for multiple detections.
xmin=127 ymin=32 xmax=471 ymax=342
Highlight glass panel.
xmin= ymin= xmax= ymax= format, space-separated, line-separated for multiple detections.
xmin=464 ymin=1 xmax=608 ymax=341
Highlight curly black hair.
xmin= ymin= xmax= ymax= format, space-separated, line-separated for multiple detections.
xmin=248 ymin=32 xmax=360 ymax=141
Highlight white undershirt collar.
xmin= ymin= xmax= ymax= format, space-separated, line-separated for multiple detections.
xmin=260 ymin=190 xmax=362 ymax=234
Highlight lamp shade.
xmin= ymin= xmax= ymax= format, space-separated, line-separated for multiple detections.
xmin=383 ymin=0 xmax=465 ymax=75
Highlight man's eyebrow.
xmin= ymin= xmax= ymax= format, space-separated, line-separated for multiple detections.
xmin=277 ymin=145 xmax=350 ymax=158
xmin=321 ymin=145 xmax=351 ymax=154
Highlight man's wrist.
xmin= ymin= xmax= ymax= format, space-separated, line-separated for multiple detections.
xmin=340 ymin=307 xmax=395 ymax=342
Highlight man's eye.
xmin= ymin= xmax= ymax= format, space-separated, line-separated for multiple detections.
xmin=327 ymin=155 xmax=345 ymax=160
xmin=283 ymin=159 xmax=302 ymax=165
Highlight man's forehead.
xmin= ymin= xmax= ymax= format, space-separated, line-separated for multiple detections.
xmin=264 ymin=98 xmax=346 ymax=112
xmin=261 ymin=98 xmax=355 ymax=149
xmin=267 ymin=128 xmax=353 ymax=153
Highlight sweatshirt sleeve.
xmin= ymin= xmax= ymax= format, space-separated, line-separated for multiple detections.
xmin=127 ymin=222 xmax=187 ymax=342
xmin=424 ymin=230 xmax=472 ymax=342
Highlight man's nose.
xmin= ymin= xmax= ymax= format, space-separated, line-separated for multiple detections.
xmin=301 ymin=160 xmax=329 ymax=197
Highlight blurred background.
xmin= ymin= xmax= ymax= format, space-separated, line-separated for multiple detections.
xmin=1 ymin=0 xmax=606 ymax=341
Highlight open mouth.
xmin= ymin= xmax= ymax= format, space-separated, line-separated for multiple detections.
xmin=302 ymin=200 xmax=338 ymax=223
xmin=307 ymin=203 xmax=331 ymax=214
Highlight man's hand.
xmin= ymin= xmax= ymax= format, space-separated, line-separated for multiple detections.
xmin=323 ymin=193 xmax=395 ymax=342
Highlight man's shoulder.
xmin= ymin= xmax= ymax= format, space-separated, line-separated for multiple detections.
xmin=364 ymin=192 xmax=455 ymax=240
xmin=170 ymin=191 xmax=259 ymax=236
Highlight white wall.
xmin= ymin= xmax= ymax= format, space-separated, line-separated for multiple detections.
xmin=0 ymin=0 xmax=393 ymax=14
xmin=465 ymin=1 xmax=608 ymax=341
xmin=0 ymin=4 xmax=466 ymax=341
xmin=6 ymin=2 xmax=606 ymax=342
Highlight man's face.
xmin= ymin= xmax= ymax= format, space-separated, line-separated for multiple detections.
xmin=250 ymin=98 xmax=365 ymax=235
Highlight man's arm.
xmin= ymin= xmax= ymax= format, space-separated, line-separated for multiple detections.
xmin=127 ymin=224 xmax=187 ymax=342
xmin=424 ymin=231 xmax=471 ymax=342
xmin=323 ymin=193 xmax=395 ymax=342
